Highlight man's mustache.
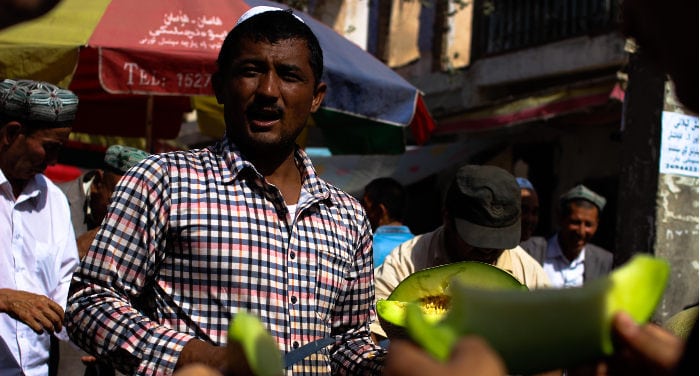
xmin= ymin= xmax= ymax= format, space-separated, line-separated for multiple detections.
xmin=246 ymin=104 xmax=283 ymax=118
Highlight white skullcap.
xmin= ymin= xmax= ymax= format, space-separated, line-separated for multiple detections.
xmin=235 ymin=5 xmax=304 ymax=26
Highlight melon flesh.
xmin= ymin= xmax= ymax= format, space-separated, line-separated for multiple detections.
xmin=376 ymin=261 xmax=527 ymax=337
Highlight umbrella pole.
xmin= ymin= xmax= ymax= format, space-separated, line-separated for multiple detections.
xmin=146 ymin=95 xmax=154 ymax=153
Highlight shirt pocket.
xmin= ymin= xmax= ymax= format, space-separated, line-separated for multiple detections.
xmin=31 ymin=240 xmax=57 ymax=289
xmin=34 ymin=241 xmax=57 ymax=274
xmin=313 ymin=241 xmax=353 ymax=323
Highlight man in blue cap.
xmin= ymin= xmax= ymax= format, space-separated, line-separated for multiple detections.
xmin=0 ymin=78 xmax=80 ymax=376
xmin=516 ymin=177 xmax=539 ymax=243
xmin=521 ymin=184 xmax=613 ymax=287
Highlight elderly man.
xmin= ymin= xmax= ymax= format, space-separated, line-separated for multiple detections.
xmin=0 ymin=79 xmax=80 ymax=376
xmin=57 ymin=144 xmax=149 ymax=376
xmin=521 ymin=184 xmax=613 ymax=287
xmin=59 ymin=144 xmax=150 ymax=259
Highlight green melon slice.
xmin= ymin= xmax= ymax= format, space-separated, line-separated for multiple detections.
xmin=376 ymin=261 xmax=527 ymax=338
xmin=404 ymin=254 xmax=670 ymax=374
xmin=227 ymin=311 xmax=283 ymax=376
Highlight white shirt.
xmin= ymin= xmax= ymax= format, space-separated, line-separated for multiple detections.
xmin=0 ymin=169 xmax=79 ymax=376
xmin=542 ymin=234 xmax=586 ymax=288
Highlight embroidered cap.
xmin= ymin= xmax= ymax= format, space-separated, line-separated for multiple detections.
xmin=560 ymin=184 xmax=607 ymax=211
xmin=0 ymin=79 xmax=78 ymax=126
xmin=103 ymin=145 xmax=150 ymax=174
xmin=235 ymin=5 xmax=304 ymax=27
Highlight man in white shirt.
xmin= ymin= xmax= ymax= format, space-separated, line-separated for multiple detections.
xmin=0 ymin=79 xmax=80 ymax=376
xmin=521 ymin=184 xmax=613 ymax=288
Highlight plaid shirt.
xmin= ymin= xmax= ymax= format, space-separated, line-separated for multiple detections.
xmin=66 ymin=138 xmax=385 ymax=375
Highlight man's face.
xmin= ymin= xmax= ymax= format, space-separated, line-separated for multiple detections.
xmin=214 ymin=37 xmax=326 ymax=156
xmin=520 ymin=188 xmax=539 ymax=241
xmin=1 ymin=125 xmax=70 ymax=182
xmin=558 ymin=203 xmax=600 ymax=255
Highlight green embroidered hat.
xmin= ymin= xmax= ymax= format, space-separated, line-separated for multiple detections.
xmin=560 ymin=184 xmax=607 ymax=211
xmin=0 ymin=79 xmax=78 ymax=126
xmin=103 ymin=145 xmax=150 ymax=174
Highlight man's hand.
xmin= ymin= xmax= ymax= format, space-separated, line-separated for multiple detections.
xmin=605 ymin=311 xmax=685 ymax=376
xmin=174 ymin=364 xmax=223 ymax=376
xmin=176 ymin=338 xmax=255 ymax=376
xmin=385 ymin=337 xmax=507 ymax=376
xmin=0 ymin=288 xmax=64 ymax=334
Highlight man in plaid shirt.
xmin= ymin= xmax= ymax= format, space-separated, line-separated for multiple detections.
xmin=65 ymin=7 xmax=385 ymax=375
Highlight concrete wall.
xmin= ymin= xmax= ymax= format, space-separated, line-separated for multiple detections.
xmin=654 ymin=174 xmax=700 ymax=321
xmin=616 ymin=51 xmax=699 ymax=323
xmin=407 ymin=33 xmax=627 ymax=118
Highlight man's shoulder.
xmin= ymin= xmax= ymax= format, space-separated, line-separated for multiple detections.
xmin=321 ymin=181 xmax=363 ymax=210
xmin=42 ymin=173 xmax=69 ymax=197
xmin=510 ymin=245 xmax=546 ymax=266
xmin=586 ymin=243 xmax=613 ymax=261
xmin=504 ymin=246 xmax=552 ymax=288
xmin=305 ymin=170 xmax=365 ymax=211
xmin=379 ymin=229 xmax=438 ymax=268
xmin=519 ymin=236 xmax=549 ymax=261
xmin=36 ymin=174 xmax=73 ymax=215
xmin=129 ymin=148 xmax=220 ymax=177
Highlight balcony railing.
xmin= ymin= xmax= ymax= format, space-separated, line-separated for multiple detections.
xmin=471 ymin=0 xmax=620 ymax=59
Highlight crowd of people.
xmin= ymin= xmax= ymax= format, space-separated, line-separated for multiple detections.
xmin=0 ymin=2 xmax=696 ymax=376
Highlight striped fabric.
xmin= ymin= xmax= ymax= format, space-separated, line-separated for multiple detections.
xmin=66 ymin=137 xmax=385 ymax=375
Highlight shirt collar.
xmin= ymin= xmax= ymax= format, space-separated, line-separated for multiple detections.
xmin=0 ymin=168 xmax=45 ymax=205
xmin=375 ymin=225 xmax=411 ymax=234
xmin=214 ymin=137 xmax=331 ymax=204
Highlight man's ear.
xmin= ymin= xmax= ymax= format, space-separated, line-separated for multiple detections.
xmin=378 ymin=203 xmax=390 ymax=222
xmin=212 ymin=71 xmax=225 ymax=105
xmin=0 ymin=121 xmax=22 ymax=147
xmin=310 ymin=82 xmax=327 ymax=113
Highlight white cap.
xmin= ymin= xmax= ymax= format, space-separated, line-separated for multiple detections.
xmin=235 ymin=6 xmax=305 ymax=27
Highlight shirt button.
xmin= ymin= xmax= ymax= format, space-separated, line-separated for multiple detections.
xmin=290 ymin=251 xmax=296 ymax=259
xmin=290 ymin=296 xmax=298 ymax=304
xmin=293 ymin=341 xmax=300 ymax=349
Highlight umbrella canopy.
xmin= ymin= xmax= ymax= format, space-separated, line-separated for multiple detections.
xmin=0 ymin=0 xmax=435 ymax=154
